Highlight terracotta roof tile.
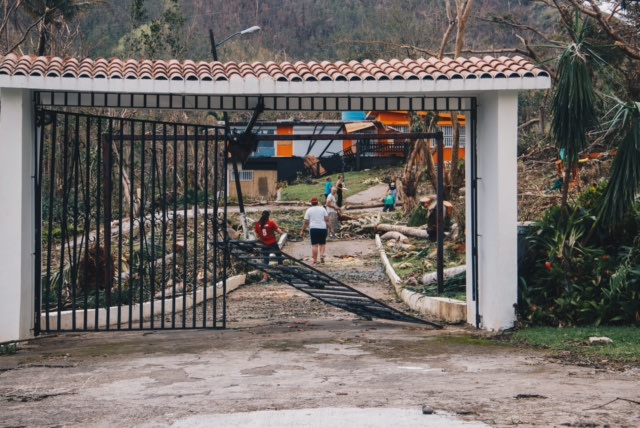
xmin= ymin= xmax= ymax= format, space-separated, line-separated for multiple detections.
xmin=223 ymin=63 xmax=239 ymax=79
xmin=0 ymin=54 xmax=550 ymax=85
xmin=31 ymin=57 xmax=47 ymax=76
xmin=78 ymin=59 xmax=93 ymax=78
xmin=167 ymin=59 xmax=183 ymax=80
xmin=107 ymin=58 xmax=124 ymax=79
xmin=347 ymin=61 xmax=373 ymax=81
xmin=184 ymin=60 xmax=198 ymax=80
xmin=210 ymin=63 xmax=227 ymax=81
xmin=123 ymin=59 xmax=138 ymax=79
xmin=93 ymin=58 xmax=108 ymax=78
xmin=62 ymin=57 xmax=78 ymax=77
xmin=137 ymin=59 xmax=152 ymax=79
xmin=195 ymin=61 xmax=212 ymax=81
xmin=252 ymin=62 xmax=269 ymax=78
xmin=307 ymin=62 xmax=331 ymax=81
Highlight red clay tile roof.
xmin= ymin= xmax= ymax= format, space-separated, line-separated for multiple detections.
xmin=0 ymin=53 xmax=548 ymax=82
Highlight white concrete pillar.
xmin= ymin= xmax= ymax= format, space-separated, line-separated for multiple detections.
xmin=0 ymin=89 xmax=35 ymax=342
xmin=466 ymin=91 xmax=519 ymax=331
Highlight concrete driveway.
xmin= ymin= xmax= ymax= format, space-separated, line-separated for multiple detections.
xmin=2 ymin=316 xmax=639 ymax=427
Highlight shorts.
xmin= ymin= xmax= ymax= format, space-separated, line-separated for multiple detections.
xmin=309 ymin=228 xmax=327 ymax=245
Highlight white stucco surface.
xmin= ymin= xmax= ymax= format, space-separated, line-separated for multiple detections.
xmin=0 ymin=88 xmax=35 ymax=342
xmin=467 ymin=91 xmax=520 ymax=330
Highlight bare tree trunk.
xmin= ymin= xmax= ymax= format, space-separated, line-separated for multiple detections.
xmin=438 ymin=0 xmax=474 ymax=58
xmin=424 ymin=139 xmax=437 ymax=192
xmin=399 ymin=138 xmax=427 ymax=215
xmin=438 ymin=0 xmax=456 ymax=59
xmin=454 ymin=0 xmax=475 ymax=57
xmin=110 ymin=140 xmax=139 ymax=218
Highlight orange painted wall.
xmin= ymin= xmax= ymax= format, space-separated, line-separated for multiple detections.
xmin=433 ymin=147 xmax=465 ymax=163
xmin=276 ymin=125 xmax=293 ymax=157
xmin=343 ymin=139 xmax=355 ymax=153
xmin=368 ymin=111 xmax=466 ymax=161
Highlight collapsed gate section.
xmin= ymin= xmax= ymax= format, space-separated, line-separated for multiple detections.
xmin=35 ymin=109 xmax=231 ymax=333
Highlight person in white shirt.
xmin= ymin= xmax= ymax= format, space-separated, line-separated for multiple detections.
xmin=300 ymin=197 xmax=331 ymax=265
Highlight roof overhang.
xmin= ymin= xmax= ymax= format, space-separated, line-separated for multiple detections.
xmin=0 ymin=54 xmax=551 ymax=111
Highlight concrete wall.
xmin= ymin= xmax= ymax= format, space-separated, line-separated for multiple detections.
xmin=466 ymin=91 xmax=519 ymax=331
xmin=0 ymin=89 xmax=35 ymax=342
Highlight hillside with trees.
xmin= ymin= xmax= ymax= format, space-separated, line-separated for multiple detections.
xmin=1 ymin=1 xmax=555 ymax=62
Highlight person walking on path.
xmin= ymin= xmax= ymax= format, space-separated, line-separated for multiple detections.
xmin=336 ymin=175 xmax=346 ymax=208
xmin=325 ymin=186 xmax=340 ymax=237
xmin=388 ymin=175 xmax=398 ymax=208
xmin=254 ymin=210 xmax=284 ymax=283
xmin=324 ymin=176 xmax=333 ymax=200
xmin=300 ymin=197 xmax=330 ymax=265
xmin=382 ymin=190 xmax=395 ymax=212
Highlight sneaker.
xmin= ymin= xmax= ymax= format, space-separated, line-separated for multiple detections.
xmin=320 ymin=257 xmax=325 ymax=264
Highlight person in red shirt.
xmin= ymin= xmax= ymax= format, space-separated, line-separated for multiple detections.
xmin=254 ymin=210 xmax=284 ymax=283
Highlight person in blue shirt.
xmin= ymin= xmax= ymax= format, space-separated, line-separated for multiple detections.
xmin=388 ymin=175 xmax=398 ymax=207
xmin=324 ymin=176 xmax=333 ymax=200
xmin=383 ymin=190 xmax=395 ymax=212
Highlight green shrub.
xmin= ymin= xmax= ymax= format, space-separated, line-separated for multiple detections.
xmin=517 ymin=185 xmax=640 ymax=326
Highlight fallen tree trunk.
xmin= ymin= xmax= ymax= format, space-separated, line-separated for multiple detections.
xmin=375 ymin=223 xmax=428 ymax=239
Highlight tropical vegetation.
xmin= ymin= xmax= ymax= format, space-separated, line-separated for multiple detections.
xmin=518 ymin=2 xmax=640 ymax=327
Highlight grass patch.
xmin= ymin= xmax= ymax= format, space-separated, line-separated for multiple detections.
xmin=280 ymin=168 xmax=395 ymax=202
xmin=389 ymin=243 xmax=467 ymax=301
xmin=511 ymin=326 xmax=640 ymax=366
xmin=407 ymin=271 xmax=466 ymax=301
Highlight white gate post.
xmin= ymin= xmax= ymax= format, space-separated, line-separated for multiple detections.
xmin=0 ymin=88 xmax=35 ymax=342
xmin=466 ymin=91 xmax=519 ymax=331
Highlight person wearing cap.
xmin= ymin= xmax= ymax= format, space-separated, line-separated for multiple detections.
xmin=254 ymin=210 xmax=284 ymax=283
xmin=300 ymin=197 xmax=330 ymax=265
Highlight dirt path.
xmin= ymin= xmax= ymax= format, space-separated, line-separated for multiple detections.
xmin=227 ymin=236 xmax=421 ymax=325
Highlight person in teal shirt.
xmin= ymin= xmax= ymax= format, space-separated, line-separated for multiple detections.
xmin=383 ymin=190 xmax=395 ymax=212
xmin=324 ymin=176 xmax=333 ymax=199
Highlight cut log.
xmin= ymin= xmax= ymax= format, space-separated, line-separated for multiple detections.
xmin=380 ymin=231 xmax=409 ymax=242
xmin=376 ymin=223 xmax=428 ymax=239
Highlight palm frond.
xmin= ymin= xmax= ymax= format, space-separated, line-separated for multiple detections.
xmin=550 ymin=14 xmax=602 ymax=166
xmin=598 ymin=102 xmax=640 ymax=228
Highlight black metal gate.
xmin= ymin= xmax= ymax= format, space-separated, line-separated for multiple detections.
xmin=35 ymin=109 xmax=230 ymax=333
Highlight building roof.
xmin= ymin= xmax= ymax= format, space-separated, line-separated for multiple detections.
xmin=0 ymin=53 xmax=550 ymax=98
